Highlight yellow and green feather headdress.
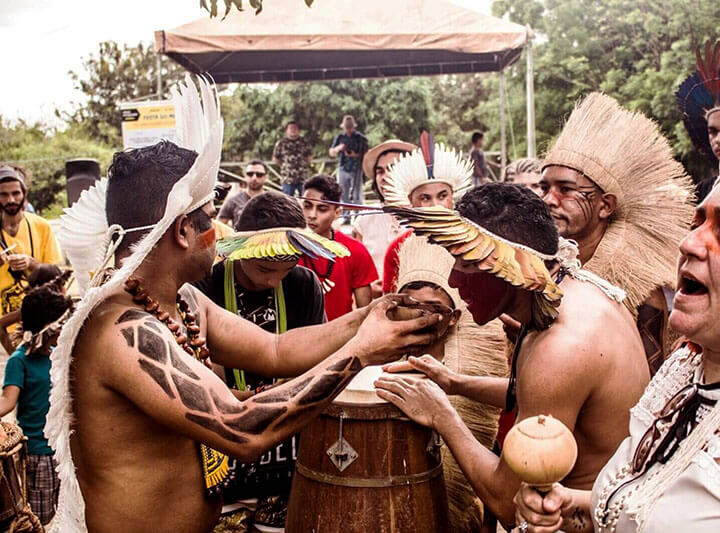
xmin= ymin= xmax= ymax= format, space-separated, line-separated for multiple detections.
xmin=217 ymin=227 xmax=350 ymax=262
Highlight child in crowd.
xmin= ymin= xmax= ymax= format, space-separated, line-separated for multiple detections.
xmin=300 ymin=175 xmax=378 ymax=320
xmin=0 ymin=280 xmax=73 ymax=524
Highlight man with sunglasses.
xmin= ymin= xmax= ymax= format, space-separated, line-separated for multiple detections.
xmin=218 ymin=159 xmax=268 ymax=228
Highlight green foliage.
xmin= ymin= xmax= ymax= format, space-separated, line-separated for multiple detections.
xmin=492 ymin=0 xmax=720 ymax=180
xmin=0 ymin=118 xmax=113 ymax=216
xmin=200 ymin=0 xmax=314 ymax=17
xmin=62 ymin=41 xmax=186 ymax=147
xmin=222 ymin=79 xmax=433 ymax=161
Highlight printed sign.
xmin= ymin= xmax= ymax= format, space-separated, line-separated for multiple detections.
xmin=119 ymin=100 xmax=176 ymax=149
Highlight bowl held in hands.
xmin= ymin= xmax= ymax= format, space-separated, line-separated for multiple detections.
xmin=501 ymin=414 xmax=577 ymax=492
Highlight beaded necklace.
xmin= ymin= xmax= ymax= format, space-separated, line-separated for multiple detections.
xmin=124 ymin=277 xmax=210 ymax=363
xmin=123 ymin=277 xmax=232 ymax=495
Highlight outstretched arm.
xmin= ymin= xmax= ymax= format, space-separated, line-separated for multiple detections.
xmin=384 ymin=355 xmax=509 ymax=408
xmin=189 ymin=284 xmax=407 ymax=378
xmin=104 ymin=301 xmax=440 ymax=461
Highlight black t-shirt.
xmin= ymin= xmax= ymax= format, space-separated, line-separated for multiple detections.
xmin=193 ymin=261 xmax=326 ymax=499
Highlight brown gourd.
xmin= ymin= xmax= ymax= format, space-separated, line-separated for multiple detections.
xmin=501 ymin=414 xmax=577 ymax=491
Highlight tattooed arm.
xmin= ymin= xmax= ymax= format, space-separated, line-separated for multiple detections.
xmin=183 ymin=284 xmax=420 ymax=378
xmin=107 ymin=300 xmax=439 ymax=461
xmin=514 ymin=483 xmax=593 ymax=533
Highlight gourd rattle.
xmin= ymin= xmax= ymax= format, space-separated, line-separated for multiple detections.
xmin=502 ymin=414 xmax=577 ymax=492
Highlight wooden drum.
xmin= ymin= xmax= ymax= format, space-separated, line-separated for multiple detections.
xmin=286 ymin=367 xmax=449 ymax=532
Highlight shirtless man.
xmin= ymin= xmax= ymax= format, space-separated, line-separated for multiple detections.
xmin=52 ymin=141 xmax=439 ymax=533
xmin=539 ymin=93 xmax=694 ymax=375
xmin=376 ymin=183 xmax=649 ymax=528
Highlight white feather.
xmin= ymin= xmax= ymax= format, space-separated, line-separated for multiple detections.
xmin=384 ymin=143 xmax=473 ymax=206
xmin=46 ymin=75 xmax=223 ymax=533
xmin=55 ymin=178 xmax=109 ymax=293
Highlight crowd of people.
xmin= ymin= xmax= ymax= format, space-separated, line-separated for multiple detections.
xmin=0 ymin=40 xmax=719 ymax=533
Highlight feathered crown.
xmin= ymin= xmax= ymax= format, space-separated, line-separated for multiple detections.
xmin=383 ymin=131 xmax=472 ymax=206
xmin=677 ymin=40 xmax=720 ymax=162
xmin=217 ymin=227 xmax=349 ymax=262
xmin=46 ymin=74 xmax=223 ymax=533
xmin=386 ymin=205 xmax=564 ymax=329
xmin=543 ymin=93 xmax=694 ymax=313
xmin=387 ymin=204 xmax=627 ymax=330
xmin=396 ymin=234 xmax=461 ymax=308
xmin=57 ymin=74 xmax=221 ymax=293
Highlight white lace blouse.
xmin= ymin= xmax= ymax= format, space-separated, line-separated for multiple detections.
xmin=590 ymin=346 xmax=720 ymax=532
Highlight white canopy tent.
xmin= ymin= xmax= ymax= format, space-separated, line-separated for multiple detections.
xmin=155 ymin=0 xmax=536 ymax=163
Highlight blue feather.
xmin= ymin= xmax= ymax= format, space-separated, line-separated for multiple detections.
xmin=287 ymin=231 xmax=336 ymax=261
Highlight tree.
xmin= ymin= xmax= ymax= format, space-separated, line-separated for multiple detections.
xmin=492 ymin=0 xmax=720 ymax=180
xmin=222 ymin=79 xmax=433 ymax=161
xmin=200 ymin=0 xmax=314 ymax=17
xmin=62 ymin=41 xmax=186 ymax=147
xmin=0 ymin=118 xmax=114 ymax=216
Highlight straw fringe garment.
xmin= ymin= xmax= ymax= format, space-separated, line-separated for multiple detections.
xmin=396 ymin=235 xmax=508 ymax=532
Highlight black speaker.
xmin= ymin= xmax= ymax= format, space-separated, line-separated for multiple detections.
xmin=65 ymin=159 xmax=101 ymax=207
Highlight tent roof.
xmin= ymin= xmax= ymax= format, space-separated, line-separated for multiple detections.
xmin=155 ymin=0 xmax=528 ymax=83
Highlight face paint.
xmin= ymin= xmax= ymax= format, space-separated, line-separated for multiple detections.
xmin=541 ymin=166 xmax=603 ymax=239
xmin=199 ymin=227 xmax=216 ymax=249
xmin=448 ymin=268 xmax=510 ymax=325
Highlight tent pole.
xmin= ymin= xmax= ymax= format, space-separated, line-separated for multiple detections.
xmin=526 ymin=27 xmax=536 ymax=158
xmin=499 ymin=69 xmax=507 ymax=176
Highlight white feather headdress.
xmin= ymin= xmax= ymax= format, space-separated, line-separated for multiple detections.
xmin=46 ymin=74 xmax=222 ymax=533
xmin=383 ymin=143 xmax=472 ymax=206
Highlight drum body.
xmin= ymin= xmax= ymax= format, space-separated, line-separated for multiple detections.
xmin=0 ymin=423 xmax=29 ymax=529
xmin=286 ymin=389 xmax=449 ymax=533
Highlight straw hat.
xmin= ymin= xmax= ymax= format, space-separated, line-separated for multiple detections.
xmin=362 ymin=139 xmax=417 ymax=180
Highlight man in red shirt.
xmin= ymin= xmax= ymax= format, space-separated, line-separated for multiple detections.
xmin=300 ymin=175 xmax=378 ymax=320
xmin=381 ymin=141 xmax=473 ymax=293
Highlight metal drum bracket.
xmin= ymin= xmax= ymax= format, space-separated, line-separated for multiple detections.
xmin=326 ymin=415 xmax=358 ymax=471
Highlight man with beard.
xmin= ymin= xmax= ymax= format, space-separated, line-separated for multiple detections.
xmin=0 ymin=164 xmax=61 ymax=316
xmin=46 ymin=78 xmax=439 ymax=533
xmin=539 ymin=93 xmax=694 ymax=375
xmin=376 ymin=183 xmax=649 ymax=529
xmin=217 ymin=159 xmax=268 ymax=228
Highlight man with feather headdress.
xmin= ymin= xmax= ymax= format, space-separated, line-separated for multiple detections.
xmin=677 ymin=39 xmax=720 ymax=197
xmin=377 ymin=183 xmax=649 ymax=530
xmin=539 ymin=93 xmax=695 ymax=375
xmin=47 ymin=76 xmax=440 ymax=533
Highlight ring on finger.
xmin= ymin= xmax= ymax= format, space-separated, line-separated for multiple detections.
xmin=517 ymin=521 xmax=528 ymax=533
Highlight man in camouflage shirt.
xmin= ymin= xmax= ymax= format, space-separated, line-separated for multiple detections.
xmin=273 ymin=121 xmax=313 ymax=197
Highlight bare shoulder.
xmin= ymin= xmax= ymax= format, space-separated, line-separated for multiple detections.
xmin=178 ymin=284 xmax=205 ymax=314
xmin=556 ymin=277 xmax=636 ymax=333
xmin=523 ymin=278 xmax=635 ymax=371
xmin=76 ymin=294 xmax=173 ymax=368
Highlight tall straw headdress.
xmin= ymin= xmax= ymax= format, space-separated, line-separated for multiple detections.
xmin=46 ymin=74 xmax=223 ymax=533
xmin=395 ymin=235 xmax=506 ymax=531
xmin=542 ymin=92 xmax=695 ymax=314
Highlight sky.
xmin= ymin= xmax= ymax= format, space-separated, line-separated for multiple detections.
xmin=0 ymin=0 xmax=491 ymax=127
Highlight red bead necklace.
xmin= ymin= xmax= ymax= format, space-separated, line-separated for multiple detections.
xmin=124 ymin=277 xmax=210 ymax=364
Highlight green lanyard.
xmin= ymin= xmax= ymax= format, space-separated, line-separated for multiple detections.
xmin=224 ymin=258 xmax=286 ymax=391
